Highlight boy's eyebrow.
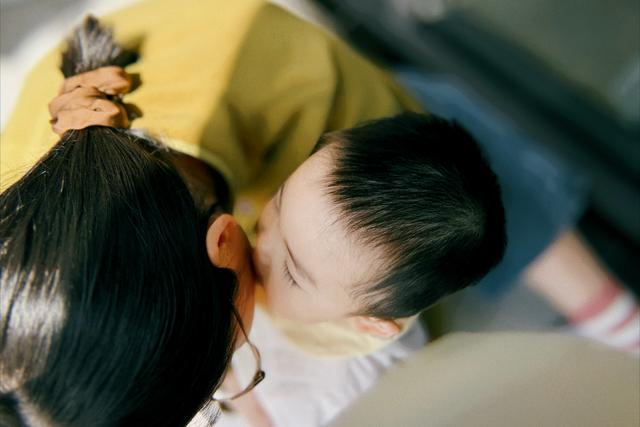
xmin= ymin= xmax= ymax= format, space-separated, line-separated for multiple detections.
xmin=276 ymin=183 xmax=284 ymax=212
xmin=284 ymin=239 xmax=317 ymax=288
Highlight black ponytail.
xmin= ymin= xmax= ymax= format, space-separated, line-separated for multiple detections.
xmin=1 ymin=17 xmax=236 ymax=427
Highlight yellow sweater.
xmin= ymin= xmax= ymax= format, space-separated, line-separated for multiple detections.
xmin=1 ymin=0 xmax=421 ymax=357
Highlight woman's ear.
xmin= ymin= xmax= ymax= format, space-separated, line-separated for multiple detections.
xmin=348 ymin=316 xmax=401 ymax=338
xmin=206 ymin=213 xmax=240 ymax=269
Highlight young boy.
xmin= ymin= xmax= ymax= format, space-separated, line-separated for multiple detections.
xmin=223 ymin=112 xmax=505 ymax=426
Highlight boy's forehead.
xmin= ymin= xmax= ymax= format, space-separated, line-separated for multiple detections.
xmin=281 ymin=153 xmax=385 ymax=299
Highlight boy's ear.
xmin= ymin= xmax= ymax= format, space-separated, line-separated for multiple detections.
xmin=348 ymin=316 xmax=401 ymax=338
xmin=206 ymin=213 xmax=241 ymax=270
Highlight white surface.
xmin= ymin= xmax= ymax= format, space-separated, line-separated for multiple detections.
xmin=332 ymin=332 xmax=640 ymax=427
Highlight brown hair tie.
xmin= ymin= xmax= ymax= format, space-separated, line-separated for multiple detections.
xmin=48 ymin=66 xmax=132 ymax=135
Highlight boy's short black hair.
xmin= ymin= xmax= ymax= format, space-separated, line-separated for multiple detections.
xmin=321 ymin=112 xmax=506 ymax=318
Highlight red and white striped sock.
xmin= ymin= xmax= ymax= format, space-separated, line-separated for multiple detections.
xmin=569 ymin=284 xmax=640 ymax=355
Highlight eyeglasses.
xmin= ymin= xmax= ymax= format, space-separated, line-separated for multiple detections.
xmin=205 ymin=202 xmax=265 ymax=401
xmin=213 ymin=311 xmax=265 ymax=402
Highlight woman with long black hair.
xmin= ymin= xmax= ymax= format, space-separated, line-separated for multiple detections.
xmin=0 ymin=16 xmax=258 ymax=427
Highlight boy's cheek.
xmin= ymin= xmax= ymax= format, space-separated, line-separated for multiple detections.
xmin=263 ymin=284 xmax=293 ymax=316
xmin=262 ymin=285 xmax=310 ymax=322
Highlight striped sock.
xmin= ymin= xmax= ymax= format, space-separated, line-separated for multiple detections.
xmin=569 ymin=284 xmax=640 ymax=355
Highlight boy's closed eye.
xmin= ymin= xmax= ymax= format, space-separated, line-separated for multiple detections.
xmin=282 ymin=263 xmax=300 ymax=288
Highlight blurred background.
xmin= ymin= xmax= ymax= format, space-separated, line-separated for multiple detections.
xmin=1 ymin=0 xmax=638 ymax=333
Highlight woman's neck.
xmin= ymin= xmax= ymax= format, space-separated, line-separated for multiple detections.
xmin=168 ymin=153 xmax=231 ymax=213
